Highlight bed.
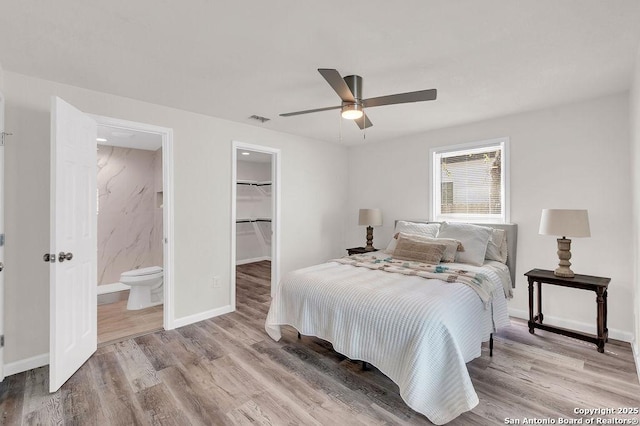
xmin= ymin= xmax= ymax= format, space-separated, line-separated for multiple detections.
xmin=265 ymin=221 xmax=517 ymax=425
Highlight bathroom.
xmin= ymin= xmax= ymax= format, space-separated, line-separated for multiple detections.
xmin=96 ymin=127 xmax=164 ymax=344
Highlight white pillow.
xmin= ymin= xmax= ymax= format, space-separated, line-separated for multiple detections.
xmin=436 ymin=222 xmax=492 ymax=266
xmin=485 ymin=228 xmax=508 ymax=263
xmin=384 ymin=221 xmax=441 ymax=254
xmin=393 ymin=232 xmax=462 ymax=262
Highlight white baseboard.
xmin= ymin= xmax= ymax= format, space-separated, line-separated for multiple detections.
xmin=97 ymin=282 xmax=130 ymax=295
xmin=236 ymin=256 xmax=271 ymax=266
xmin=172 ymin=304 xmax=234 ymax=329
xmin=4 ymin=352 xmax=49 ymax=377
xmin=3 ymin=305 xmax=234 ymax=376
xmin=508 ymin=308 xmax=633 ymax=342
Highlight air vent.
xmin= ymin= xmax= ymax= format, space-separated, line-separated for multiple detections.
xmin=248 ymin=115 xmax=271 ymax=123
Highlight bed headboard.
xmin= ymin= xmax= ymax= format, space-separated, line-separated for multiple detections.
xmin=395 ymin=220 xmax=518 ymax=287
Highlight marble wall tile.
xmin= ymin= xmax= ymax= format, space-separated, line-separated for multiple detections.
xmin=97 ymin=145 xmax=163 ymax=285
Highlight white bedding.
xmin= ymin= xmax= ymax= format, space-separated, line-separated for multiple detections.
xmin=265 ymin=257 xmax=511 ymax=425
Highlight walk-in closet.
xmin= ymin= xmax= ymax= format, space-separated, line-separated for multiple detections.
xmin=236 ymin=150 xmax=272 ymax=268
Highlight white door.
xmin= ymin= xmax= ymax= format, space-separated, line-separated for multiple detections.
xmin=0 ymin=91 xmax=5 ymax=382
xmin=49 ymin=97 xmax=97 ymax=392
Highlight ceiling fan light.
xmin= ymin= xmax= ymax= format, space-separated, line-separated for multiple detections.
xmin=341 ymin=104 xmax=363 ymax=120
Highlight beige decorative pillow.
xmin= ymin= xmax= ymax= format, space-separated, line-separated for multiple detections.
xmin=393 ymin=235 xmax=447 ymax=264
xmin=395 ymin=232 xmax=463 ymax=262
xmin=384 ymin=221 xmax=441 ymax=254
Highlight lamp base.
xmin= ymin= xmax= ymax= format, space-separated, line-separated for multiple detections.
xmin=364 ymin=226 xmax=375 ymax=251
xmin=554 ymin=267 xmax=575 ymax=278
xmin=554 ymin=237 xmax=574 ymax=278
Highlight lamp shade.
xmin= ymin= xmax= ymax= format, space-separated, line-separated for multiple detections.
xmin=539 ymin=209 xmax=590 ymax=238
xmin=358 ymin=208 xmax=382 ymax=227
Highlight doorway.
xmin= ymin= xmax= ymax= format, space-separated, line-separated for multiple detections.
xmin=92 ymin=115 xmax=175 ymax=337
xmin=231 ymin=141 xmax=280 ymax=310
xmin=95 ymin=125 xmax=165 ymax=345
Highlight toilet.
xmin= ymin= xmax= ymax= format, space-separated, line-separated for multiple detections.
xmin=120 ymin=266 xmax=164 ymax=310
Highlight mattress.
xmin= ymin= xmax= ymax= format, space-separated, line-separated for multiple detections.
xmin=265 ymin=256 xmax=511 ymax=424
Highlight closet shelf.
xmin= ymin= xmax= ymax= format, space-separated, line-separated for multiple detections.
xmin=236 ymin=217 xmax=272 ymax=223
xmin=237 ymin=180 xmax=272 ymax=186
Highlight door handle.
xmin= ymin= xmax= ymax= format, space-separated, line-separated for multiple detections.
xmin=0 ymin=261 xmax=3 ymax=272
xmin=58 ymin=252 xmax=73 ymax=262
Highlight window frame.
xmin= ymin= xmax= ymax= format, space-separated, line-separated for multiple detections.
xmin=430 ymin=137 xmax=510 ymax=224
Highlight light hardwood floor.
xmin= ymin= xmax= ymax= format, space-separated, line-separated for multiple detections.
xmin=1 ymin=260 xmax=639 ymax=425
xmin=98 ymin=298 xmax=163 ymax=345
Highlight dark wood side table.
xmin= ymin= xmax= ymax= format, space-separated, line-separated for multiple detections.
xmin=524 ymin=268 xmax=610 ymax=353
xmin=346 ymin=247 xmax=378 ymax=256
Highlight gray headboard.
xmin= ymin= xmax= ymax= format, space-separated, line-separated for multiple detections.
xmin=395 ymin=220 xmax=518 ymax=287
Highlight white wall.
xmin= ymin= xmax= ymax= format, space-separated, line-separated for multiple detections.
xmin=3 ymin=71 xmax=348 ymax=364
xmin=347 ymin=93 xmax=634 ymax=341
xmin=630 ymin=45 xmax=640 ymax=372
xmin=237 ymin=160 xmax=271 ymax=182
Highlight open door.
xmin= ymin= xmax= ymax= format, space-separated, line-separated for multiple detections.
xmin=0 ymin=91 xmax=5 ymax=382
xmin=49 ymin=97 xmax=97 ymax=392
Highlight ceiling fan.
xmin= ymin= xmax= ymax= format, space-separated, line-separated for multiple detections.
xmin=280 ymin=68 xmax=437 ymax=129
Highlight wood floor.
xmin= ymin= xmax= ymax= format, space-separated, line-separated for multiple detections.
xmin=1 ymin=260 xmax=639 ymax=425
xmin=98 ymin=298 xmax=163 ymax=345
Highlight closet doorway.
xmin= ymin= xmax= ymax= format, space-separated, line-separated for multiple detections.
xmin=231 ymin=141 xmax=280 ymax=311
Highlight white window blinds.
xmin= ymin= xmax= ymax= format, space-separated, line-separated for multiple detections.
xmin=431 ymin=138 xmax=509 ymax=223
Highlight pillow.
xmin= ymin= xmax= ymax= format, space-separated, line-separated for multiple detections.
xmin=436 ymin=222 xmax=493 ymax=266
xmin=384 ymin=221 xmax=441 ymax=253
xmin=394 ymin=232 xmax=463 ymax=262
xmin=485 ymin=228 xmax=508 ymax=263
xmin=393 ymin=234 xmax=446 ymax=264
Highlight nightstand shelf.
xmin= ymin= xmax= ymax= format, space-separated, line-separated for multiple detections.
xmin=524 ymin=268 xmax=610 ymax=353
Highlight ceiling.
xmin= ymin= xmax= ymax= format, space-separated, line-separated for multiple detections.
xmin=1 ymin=1 xmax=640 ymax=145
xmin=97 ymin=125 xmax=162 ymax=151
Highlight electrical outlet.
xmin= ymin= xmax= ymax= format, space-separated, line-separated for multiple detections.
xmin=212 ymin=276 xmax=221 ymax=288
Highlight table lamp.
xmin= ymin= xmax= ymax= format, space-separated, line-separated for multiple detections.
xmin=539 ymin=209 xmax=590 ymax=277
xmin=358 ymin=208 xmax=383 ymax=251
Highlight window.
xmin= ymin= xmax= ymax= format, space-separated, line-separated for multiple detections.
xmin=431 ymin=138 xmax=509 ymax=223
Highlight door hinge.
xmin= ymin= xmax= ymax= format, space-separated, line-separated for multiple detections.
xmin=0 ymin=335 xmax=4 ymax=348
xmin=0 ymin=233 xmax=4 ymax=247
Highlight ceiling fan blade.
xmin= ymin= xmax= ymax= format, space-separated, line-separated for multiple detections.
xmin=363 ymin=89 xmax=437 ymax=108
xmin=279 ymin=105 xmax=342 ymax=117
xmin=354 ymin=113 xmax=373 ymax=130
xmin=318 ymin=68 xmax=355 ymax=102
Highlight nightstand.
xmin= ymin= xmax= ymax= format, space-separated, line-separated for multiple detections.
xmin=524 ymin=268 xmax=610 ymax=353
xmin=346 ymin=247 xmax=378 ymax=256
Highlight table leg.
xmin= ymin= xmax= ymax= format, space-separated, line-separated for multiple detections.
xmin=528 ymin=278 xmax=535 ymax=334
xmin=603 ymin=289 xmax=608 ymax=342
xmin=596 ymin=288 xmax=605 ymax=353
xmin=537 ymin=281 xmax=544 ymax=323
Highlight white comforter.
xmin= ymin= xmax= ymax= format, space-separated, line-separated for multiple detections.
xmin=265 ymin=258 xmax=511 ymax=425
